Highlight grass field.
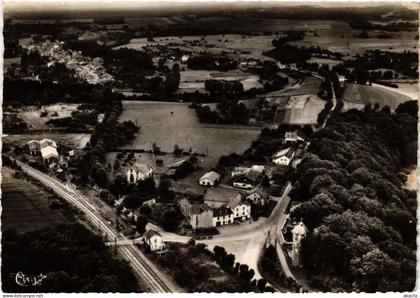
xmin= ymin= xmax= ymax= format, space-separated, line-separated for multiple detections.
xmin=18 ymin=103 xmax=81 ymax=129
xmin=342 ymin=83 xmax=414 ymax=110
xmin=1 ymin=167 xmax=68 ymax=233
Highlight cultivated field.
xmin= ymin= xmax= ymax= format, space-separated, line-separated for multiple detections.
xmin=1 ymin=167 xmax=68 ymax=233
xmin=284 ymin=94 xmax=326 ymax=125
xmin=342 ymin=83 xmax=414 ymax=110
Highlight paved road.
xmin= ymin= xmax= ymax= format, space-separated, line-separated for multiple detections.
xmin=15 ymin=160 xmax=180 ymax=293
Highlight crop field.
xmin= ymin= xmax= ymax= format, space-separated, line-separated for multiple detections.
xmin=2 ymin=167 xmax=68 ymax=233
xmin=284 ymin=94 xmax=326 ymax=125
xmin=342 ymin=83 xmax=414 ymax=110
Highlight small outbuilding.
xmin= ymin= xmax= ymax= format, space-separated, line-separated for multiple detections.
xmin=199 ymin=171 xmax=221 ymax=186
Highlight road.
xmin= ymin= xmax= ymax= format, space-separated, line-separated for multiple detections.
xmin=15 ymin=160 xmax=180 ymax=293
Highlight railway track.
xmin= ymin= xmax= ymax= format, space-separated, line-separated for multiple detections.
xmin=15 ymin=160 xmax=178 ymax=293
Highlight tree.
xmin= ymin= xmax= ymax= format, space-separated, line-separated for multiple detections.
xmin=257 ymin=279 xmax=267 ymax=292
xmin=359 ymin=30 xmax=369 ymax=39
xmin=136 ymin=215 xmax=148 ymax=234
xmin=139 ymin=205 xmax=152 ymax=216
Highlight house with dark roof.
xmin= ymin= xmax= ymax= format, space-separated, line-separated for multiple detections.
xmin=204 ymin=188 xmax=242 ymax=208
xmin=246 ymin=188 xmax=269 ymax=205
xmin=233 ymin=169 xmax=261 ymax=189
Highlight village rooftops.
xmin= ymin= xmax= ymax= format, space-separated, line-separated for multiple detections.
xmin=144 ymin=229 xmax=162 ymax=240
xmin=40 ymin=146 xmax=59 ymax=160
xmin=213 ymin=206 xmax=233 ymax=217
xmin=204 ymin=188 xmax=241 ymax=203
xmin=190 ymin=203 xmax=211 ymax=215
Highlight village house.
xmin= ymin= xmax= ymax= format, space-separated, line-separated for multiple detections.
xmin=27 ymin=139 xmax=59 ymax=166
xmin=143 ymin=229 xmax=165 ymax=252
xmin=338 ymin=75 xmax=347 ymax=88
xmin=246 ymin=188 xmax=270 ymax=205
xmin=273 ymin=147 xmax=295 ymax=166
xmin=231 ymin=200 xmax=251 ymax=221
xmin=213 ymin=206 xmax=234 ymax=226
xmin=199 ymin=171 xmax=221 ymax=186
xmin=233 ymin=169 xmax=261 ymax=189
xmin=283 ymin=131 xmax=305 ymax=144
xmin=204 ymin=188 xmax=242 ymax=208
xmin=142 ymin=198 xmax=156 ymax=207
xmin=127 ymin=164 xmax=153 ymax=184
xmin=179 ymin=198 xmax=214 ymax=229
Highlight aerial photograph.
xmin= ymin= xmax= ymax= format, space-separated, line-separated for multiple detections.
xmin=1 ymin=0 xmax=418 ymax=294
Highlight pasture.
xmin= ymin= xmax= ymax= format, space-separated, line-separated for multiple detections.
xmin=1 ymin=167 xmax=68 ymax=234
xmin=342 ymin=83 xmax=414 ymax=110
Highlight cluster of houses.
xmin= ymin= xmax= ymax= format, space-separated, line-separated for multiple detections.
xmin=25 ymin=41 xmax=114 ymax=85
xmin=26 ymin=138 xmax=60 ymax=167
xmin=126 ymin=163 xmax=154 ymax=184
xmin=272 ymin=130 xmax=306 ymax=167
xmin=179 ymin=188 xmax=252 ymax=229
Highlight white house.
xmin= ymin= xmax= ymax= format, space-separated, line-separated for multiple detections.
xmin=181 ymin=55 xmax=190 ymax=63
xmin=40 ymin=145 xmax=59 ymax=166
xmin=292 ymin=221 xmax=308 ymax=267
xmin=284 ymin=131 xmax=304 ymax=144
xmin=338 ymin=75 xmax=346 ymax=88
xmin=199 ymin=171 xmax=221 ymax=186
xmin=212 ymin=207 xmax=234 ymax=227
xmin=231 ymin=201 xmax=251 ymax=221
xmin=144 ymin=229 xmax=165 ymax=252
xmin=273 ymin=147 xmax=295 ymax=166
xmin=127 ymin=164 xmax=153 ymax=184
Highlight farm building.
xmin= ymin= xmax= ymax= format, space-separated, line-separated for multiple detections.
xmin=204 ymin=188 xmax=242 ymax=208
xmin=273 ymin=147 xmax=295 ymax=166
xmin=144 ymin=229 xmax=165 ymax=252
xmin=127 ymin=164 xmax=153 ymax=184
xmin=283 ymin=131 xmax=305 ymax=144
xmin=199 ymin=171 xmax=221 ymax=186
xmin=246 ymin=188 xmax=269 ymax=205
xmin=233 ymin=169 xmax=261 ymax=189
xmin=41 ymin=146 xmax=59 ymax=166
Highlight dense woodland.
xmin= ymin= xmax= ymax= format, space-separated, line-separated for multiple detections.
xmin=2 ymin=224 xmax=139 ymax=292
xmin=290 ymin=101 xmax=417 ymax=292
